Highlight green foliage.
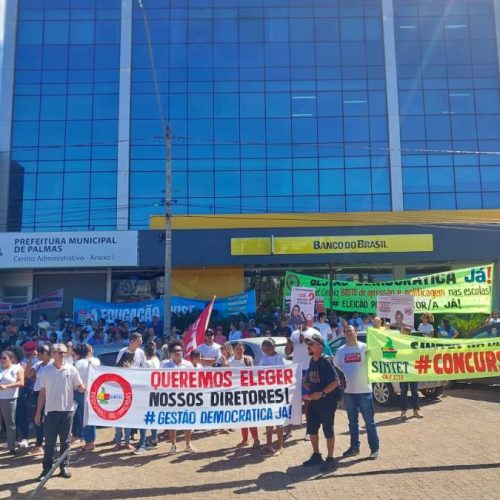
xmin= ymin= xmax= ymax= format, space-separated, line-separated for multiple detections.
xmin=444 ymin=314 xmax=488 ymax=337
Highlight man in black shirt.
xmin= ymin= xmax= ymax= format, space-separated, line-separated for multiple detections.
xmin=302 ymin=334 xmax=340 ymax=472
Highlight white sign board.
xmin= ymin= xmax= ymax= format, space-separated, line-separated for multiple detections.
xmin=0 ymin=231 xmax=138 ymax=269
xmin=289 ymin=286 xmax=316 ymax=327
xmin=377 ymin=294 xmax=415 ymax=330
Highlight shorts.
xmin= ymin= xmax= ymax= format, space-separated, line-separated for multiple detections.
xmin=301 ymin=369 xmax=311 ymax=398
xmin=306 ymin=397 xmax=337 ymax=439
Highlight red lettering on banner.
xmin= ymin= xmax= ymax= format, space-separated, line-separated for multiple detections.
xmin=465 ymin=352 xmax=475 ymax=373
xmin=485 ymin=351 xmax=496 ymax=372
xmin=240 ymin=368 xmax=294 ymax=387
xmin=434 ymin=354 xmax=443 ymax=374
xmin=149 ymin=370 xmax=234 ymax=389
xmin=433 ymin=351 xmax=498 ymax=376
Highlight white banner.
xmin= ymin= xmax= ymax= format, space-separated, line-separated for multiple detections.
xmin=377 ymin=294 xmax=415 ymax=330
xmin=86 ymin=364 xmax=302 ymax=430
xmin=0 ymin=289 xmax=63 ymax=314
xmin=0 ymin=231 xmax=138 ymax=269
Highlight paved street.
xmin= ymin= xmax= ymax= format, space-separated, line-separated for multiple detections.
xmin=1 ymin=384 xmax=499 ymax=500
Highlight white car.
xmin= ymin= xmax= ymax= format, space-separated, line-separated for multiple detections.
xmin=329 ymin=333 xmax=445 ymax=406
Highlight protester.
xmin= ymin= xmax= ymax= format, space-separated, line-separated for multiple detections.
xmin=228 ymin=322 xmax=242 ymax=341
xmin=0 ymin=350 xmax=25 ymax=455
xmin=197 ymin=329 xmax=221 ymax=366
xmin=28 ymin=344 xmax=51 ymax=456
xmin=73 ymin=343 xmax=101 ymax=452
xmin=437 ymin=318 xmax=459 ymax=339
xmin=417 ymin=313 xmax=435 ymax=337
xmin=334 ymin=325 xmax=380 ymax=460
xmin=485 ymin=309 xmax=500 ymax=325
xmin=215 ymin=342 xmax=234 ymax=367
xmin=348 ymin=312 xmax=364 ymax=330
xmin=370 ymin=317 xmax=386 ymax=333
xmin=214 ymin=326 xmax=226 ymax=345
xmin=161 ymin=341 xmax=196 ymax=454
xmin=10 ymin=345 xmax=30 ymax=448
xmin=259 ymin=338 xmax=288 ymax=456
xmin=313 ymin=313 xmax=333 ymax=342
xmin=273 ymin=318 xmax=292 ymax=338
xmin=229 ymin=342 xmax=259 ymax=448
xmin=189 ymin=349 xmax=202 ymax=368
xmin=35 ymin=343 xmax=85 ymax=481
xmin=302 ymin=334 xmax=340 ymax=472
xmin=116 ymin=332 xmax=147 ymax=367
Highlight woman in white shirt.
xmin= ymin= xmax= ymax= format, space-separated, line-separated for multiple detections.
xmin=230 ymin=342 xmax=259 ymax=448
xmin=0 ymin=350 xmax=25 ymax=455
xmin=73 ymin=344 xmax=101 ymax=451
xmin=417 ymin=313 xmax=435 ymax=338
xmin=215 ymin=342 xmax=235 ymax=367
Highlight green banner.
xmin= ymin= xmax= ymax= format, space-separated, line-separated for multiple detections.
xmin=284 ymin=264 xmax=493 ymax=314
xmin=366 ymin=328 xmax=500 ymax=382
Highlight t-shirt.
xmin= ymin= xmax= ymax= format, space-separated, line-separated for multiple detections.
xmin=306 ymin=355 xmax=339 ymax=395
xmin=290 ymin=328 xmax=314 ymax=369
xmin=228 ymin=330 xmax=242 ymax=341
xmin=116 ymin=347 xmax=147 ymax=368
xmin=197 ymin=343 xmax=221 ymax=360
xmin=160 ymin=359 xmax=193 ymax=369
xmin=334 ymin=341 xmax=372 ymax=394
xmin=418 ymin=323 xmax=434 ymax=337
xmin=144 ymin=357 xmax=160 ymax=369
xmin=39 ymin=363 xmax=83 ymax=414
xmin=229 ymin=357 xmax=248 ymax=368
xmin=313 ymin=322 xmax=333 ymax=341
xmin=74 ymin=357 xmax=101 ymax=386
xmin=33 ymin=361 xmax=52 ymax=392
xmin=0 ymin=364 xmax=22 ymax=399
xmin=259 ymin=352 xmax=289 ymax=367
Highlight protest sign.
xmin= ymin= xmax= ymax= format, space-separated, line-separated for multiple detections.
xmin=377 ymin=295 xmax=414 ymax=330
xmin=86 ymin=364 xmax=302 ymax=430
xmin=366 ymin=327 xmax=500 ymax=382
xmin=73 ymin=291 xmax=256 ymax=324
xmin=0 ymin=289 xmax=63 ymax=314
xmin=183 ymin=298 xmax=215 ymax=359
xmin=284 ymin=264 xmax=493 ymax=314
xmin=289 ymin=287 xmax=315 ymax=327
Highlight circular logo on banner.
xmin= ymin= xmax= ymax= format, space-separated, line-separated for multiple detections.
xmin=89 ymin=373 xmax=133 ymax=421
xmin=286 ymin=274 xmax=300 ymax=289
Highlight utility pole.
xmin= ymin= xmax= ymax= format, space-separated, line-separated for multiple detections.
xmin=163 ymin=123 xmax=172 ymax=339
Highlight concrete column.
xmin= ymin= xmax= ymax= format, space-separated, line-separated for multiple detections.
xmin=0 ymin=0 xmax=19 ymax=231
xmin=382 ymin=0 xmax=404 ymax=211
xmin=117 ymin=0 xmax=133 ymax=230
xmin=106 ymin=267 xmax=112 ymax=302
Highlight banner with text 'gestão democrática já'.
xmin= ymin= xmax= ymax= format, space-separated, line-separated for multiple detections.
xmin=284 ymin=264 xmax=493 ymax=314
xmin=86 ymin=364 xmax=302 ymax=430
xmin=366 ymin=328 xmax=500 ymax=382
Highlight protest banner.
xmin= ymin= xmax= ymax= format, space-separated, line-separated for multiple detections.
xmin=289 ymin=287 xmax=315 ymax=327
xmin=284 ymin=264 xmax=493 ymax=314
xmin=0 ymin=289 xmax=63 ymax=314
xmin=366 ymin=327 xmax=500 ymax=382
xmin=183 ymin=298 xmax=215 ymax=359
xmin=86 ymin=364 xmax=302 ymax=430
xmin=377 ymin=295 xmax=414 ymax=330
xmin=73 ymin=291 xmax=256 ymax=324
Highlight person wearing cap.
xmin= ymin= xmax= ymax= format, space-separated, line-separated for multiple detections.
xmin=197 ymin=329 xmax=222 ymax=366
xmin=259 ymin=338 xmax=289 ymax=456
xmin=334 ymin=325 xmax=380 ymax=460
xmin=301 ymin=334 xmax=340 ymax=472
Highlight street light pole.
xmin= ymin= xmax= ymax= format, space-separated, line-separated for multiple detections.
xmin=163 ymin=122 xmax=172 ymax=339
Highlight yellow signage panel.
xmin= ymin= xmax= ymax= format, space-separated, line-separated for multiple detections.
xmin=231 ymin=238 xmax=271 ymax=256
xmin=230 ymin=234 xmax=434 ymax=255
xmin=273 ymin=234 xmax=434 ymax=255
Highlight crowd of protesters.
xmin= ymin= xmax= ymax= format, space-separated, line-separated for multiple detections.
xmin=1 ymin=306 xmax=492 ymax=479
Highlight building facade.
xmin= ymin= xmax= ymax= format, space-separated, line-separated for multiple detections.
xmin=0 ymin=0 xmax=499 ymax=313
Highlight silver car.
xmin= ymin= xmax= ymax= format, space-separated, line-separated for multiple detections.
xmin=229 ymin=336 xmax=289 ymax=365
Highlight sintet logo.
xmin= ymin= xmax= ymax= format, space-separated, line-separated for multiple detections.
xmin=286 ymin=273 xmax=300 ymax=290
xmin=90 ymin=373 xmax=132 ymax=421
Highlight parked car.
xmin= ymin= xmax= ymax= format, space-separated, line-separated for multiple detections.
xmin=329 ymin=333 xmax=446 ymax=406
xmin=93 ymin=344 xmax=124 ymax=366
xmin=446 ymin=323 xmax=500 ymax=387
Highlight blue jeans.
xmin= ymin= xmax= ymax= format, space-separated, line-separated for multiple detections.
xmin=138 ymin=429 xmax=158 ymax=448
xmin=115 ymin=427 xmax=131 ymax=446
xmin=73 ymin=391 xmax=96 ymax=443
xmin=33 ymin=391 xmax=44 ymax=447
xmin=400 ymin=382 xmax=419 ymax=411
xmin=343 ymin=392 xmax=379 ymax=452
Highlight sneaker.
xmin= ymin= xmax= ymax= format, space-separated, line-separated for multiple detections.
xmin=369 ymin=450 xmax=379 ymax=460
xmin=302 ymin=452 xmax=324 ymax=466
xmin=60 ymin=467 xmax=72 ymax=478
xmin=342 ymin=447 xmax=360 ymax=457
xmin=132 ymin=447 xmax=146 ymax=455
xmin=319 ymin=457 xmax=336 ymax=473
xmin=304 ymin=434 xmax=310 ymax=441
xmin=185 ymin=444 xmax=197 ymax=453
xmin=168 ymin=444 xmax=177 ymax=455
xmin=18 ymin=439 xmax=29 ymax=449
xmin=400 ymin=411 xmax=407 ymax=419
xmin=145 ymin=441 xmax=158 ymax=450
xmin=28 ymin=446 xmax=43 ymax=456
xmin=125 ymin=444 xmax=135 ymax=451
xmin=37 ymin=469 xmax=50 ymax=482
xmin=0 ymin=443 xmax=8 ymax=449
xmin=413 ymin=410 xmax=423 ymax=419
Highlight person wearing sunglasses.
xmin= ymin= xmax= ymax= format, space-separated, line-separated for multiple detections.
xmin=0 ymin=350 xmax=25 ymax=455
xmin=160 ymin=341 xmax=195 ymax=454
xmin=34 ymin=344 xmax=85 ymax=482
